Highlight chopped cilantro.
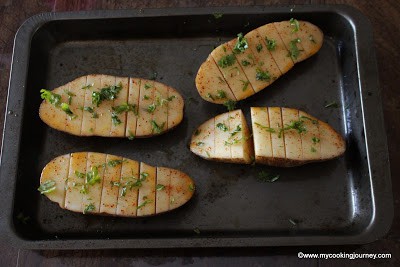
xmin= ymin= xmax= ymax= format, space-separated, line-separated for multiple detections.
xmin=258 ymin=171 xmax=280 ymax=182
xmin=233 ymin=33 xmax=248 ymax=53
xmin=256 ymin=43 xmax=263 ymax=52
xmin=278 ymin=120 xmax=307 ymax=138
xmin=288 ymin=38 xmax=301 ymax=60
xmin=84 ymin=107 xmax=94 ymax=113
xmin=309 ymin=34 xmax=316 ymax=44
xmin=128 ymin=130 xmax=135 ymax=140
xmin=265 ymin=38 xmax=276 ymax=50
xmin=196 ymin=141 xmax=205 ymax=146
xmin=241 ymin=80 xmax=249 ymax=91
xmin=151 ymin=120 xmax=165 ymax=134
xmin=137 ymin=199 xmax=153 ymax=209
xmin=111 ymin=113 xmax=122 ymax=126
xmin=230 ymin=125 xmax=242 ymax=137
xmin=75 ymin=171 xmax=85 ymax=179
xmin=144 ymin=83 xmax=152 ymax=89
xmin=147 ymin=103 xmax=157 ymax=114
xmin=216 ymin=90 xmax=226 ymax=99
xmin=325 ymin=101 xmax=339 ymax=108
xmin=218 ymin=54 xmax=236 ymax=68
xmin=156 ymin=184 xmax=165 ymax=191
xmin=60 ymin=103 xmax=76 ymax=118
xmin=289 ymin=18 xmax=300 ymax=32
xmin=91 ymin=83 xmax=122 ymax=107
xmin=40 ymin=89 xmax=61 ymax=106
xmin=108 ymin=159 xmax=124 ymax=167
xmin=256 ymin=69 xmax=271 ymax=81
xmin=86 ymin=166 xmax=101 ymax=185
xmin=312 ymin=137 xmax=320 ymax=144
xmin=216 ymin=123 xmax=228 ymax=132
xmin=83 ymin=203 xmax=95 ymax=214
xmin=255 ymin=122 xmax=276 ymax=133
xmin=112 ymin=103 xmax=137 ymax=115
xmin=81 ymin=83 xmax=94 ymax=90
xmin=241 ymin=60 xmax=251 ymax=66
xmin=194 ymin=129 xmax=201 ymax=136
xmin=223 ymin=100 xmax=237 ymax=111
xmin=37 ymin=180 xmax=56 ymax=194
xmin=213 ymin=13 xmax=223 ymax=19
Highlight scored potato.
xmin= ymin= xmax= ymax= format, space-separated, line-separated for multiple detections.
xmin=190 ymin=107 xmax=345 ymax=167
xmin=251 ymin=107 xmax=346 ymax=167
xmin=190 ymin=109 xmax=253 ymax=164
xmin=39 ymin=153 xmax=195 ymax=217
xmin=196 ymin=20 xmax=323 ymax=104
xmin=39 ymin=75 xmax=184 ymax=138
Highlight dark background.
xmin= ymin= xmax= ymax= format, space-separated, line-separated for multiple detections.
xmin=0 ymin=0 xmax=398 ymax=266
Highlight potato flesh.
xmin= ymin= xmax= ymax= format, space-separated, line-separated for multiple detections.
xmin=99 ymin=154 xmax=123 ymax=214
xmin=40 ymin=153 xmax=195 ymax=217
xmin=39 ymin=75 xmax=184 ymax=138
xmin=110 ymin=77 xmax=129 ymax=137
xmin=274 ymin=21 xmax=307 ymax=63
xmin=82 ymin=152 xmax=106 ymax=213
xmin=211 ymin=44 xmax=255 ymax=100
xmin=39 ymin=154 xmax=70 ymax=207
xmin=250 ymin=107 xmax=273 ymax=161
xmin=299 ymin=111 xmax=321 ymax=161
xmin=195 ymin=55 xmax=236 ymax=103
xmin=256 ymin=23 xmax=294 ymax=74
xmin=189 ymin=117 xmax=215 ymax=160
xmin=196 ymin=20 xmax=323 ymax=103
xmin=319 ymin=120 xmax=346 ymax=160
xmin=64 ymin=152 xmax=87 ymax=212
xmin=268 ymin=107 xmax=286 ymax=160
xmin=116 ymin=158 xmax=139 ymax=217
xmin=214 ymin=112 xmax=232 ymax=160
xmin=229 ymin=109 xmax=253 ymax=164
xmin=239 ymin=31 xmax=281 ymax=92
xmin=282 ymin=108 xmax=302 ymax=161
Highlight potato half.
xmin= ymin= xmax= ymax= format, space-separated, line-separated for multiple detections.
xmin=195 ymin=20 xmax=323 ymax=104
xmin=39 ymin=75 xmax=184 ymax=138
xmin=190 ymin=108 xmax=345 ymax=167
xmin=39 ymin=152 xmax=195 ymax=217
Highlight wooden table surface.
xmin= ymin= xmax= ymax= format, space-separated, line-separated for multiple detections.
xmin=0 ymin=0 xmax=398 ymax=266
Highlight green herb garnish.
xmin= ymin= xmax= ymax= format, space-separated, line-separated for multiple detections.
xmin=256 ymin=43 xmax=263 ymax=52
xmin=300 ymin=115 xmax=318 ymax=124
xmin=311 ymin=147 xmax=317 ymax=153
xmin=64 ymin=90 xmax=75 ymax=105
xmin=233 ymin=33 xmax=248 ymax=53
xmin=216 ymin=122 xmax=228 ymax=132
xmin=149 ymin=72 xmax=158 ymax=80
xmin=325 ymin=101 xmax=339 ymax=108
xmin=194 ymin=129 xmax=201 ymax=136
xmin=309 ymin=34 xmax=316 ymax=44
xmin=137 ymin=199 xmax=153 ymax=209
xmin=288 ymin=38 xmax=301 ymax=60
xmin=241 ymin=80 xmax=249 ymax=91
xmin=156 ymin=184 xmax=165 ymax=191
xmin=241 ymin=60 xmax=251 ymax=66
xmin=128 ymin=130 xmax=135 ymax=140
xmin=206 ymin=93 xmax=215 ymax=100
xmin=216 ymin=90 xmax=226 ymax=99
xmin=312 ymin=137 xmax=320 ymax=144
xmin=196 ymin=141 xmax=205 ymax=146
xmin=265 ymin=38 xmax=277 ymax=51
xmin=81 ymin=83 xmax=94 ymax=90
xmin=84 ymin=107 xmax=94 ymax=113
xmin=111 ymin=113 xmax=122 ymax=126
xmin=147 ymin=103 xmax=157 ymax=114
xmin=289 ymin=218 xmax=297 ymax=226
xmin=255 ymin=69 xmax=271 ymax=81
xmin=278 ymin=120 xmax=306 ymax=138
xmin=193 ymin=228 xmax=200 ymax=234
xmin=213 ymin=13 xmax=223 ymax=19
xmin=189 ymin=184 xmax=195 ymax=192
xmin=75 ymin=171 xmax=85 ymax=179
xmin=218 ymin=54 xmax=236 ymax=68
xmin=255 ymin=122 xmax=276 ymax=133
xmin=60 ymin=103 xmax=76 ymax=118
xmin=86 ymin=166 xmax=101 ymax=185
xmin=108 ymin=159 xmax=124 ymax=167
xmin=230 ymin=125 xmax=242 ymax=137
xmin=223 ymin=100 xmax=237 ymax=111
xmin=112 ymin=103 xmax=138 ymax=115
xmin=40 ymin=89 xmax=61 ymax=106
xmin=151 ymin=120 xmax=165 ymax=134
xmin=91 ymin=83 xmax=122 ymax=107
xmin=144 ymin=83 xmax=152 ymax=89
xmin=258 ymin=171 xmax=280 ymax=182
xmin=83 ymin=203 xmax=95 ymax=214
xmin=289 ymin=18 xmax=300 ymax=32
xmin=143 ymin=95 xmax=150 ymax=100
xmin=37 ymin=180 xmax=56 ymax=194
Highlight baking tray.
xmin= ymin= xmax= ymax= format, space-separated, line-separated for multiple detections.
xmin=0 ymin=5 xmax=393 ymax=249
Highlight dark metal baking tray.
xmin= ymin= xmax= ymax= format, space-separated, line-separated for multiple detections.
xmin=0 ymin=5 xmax=393 ymax=249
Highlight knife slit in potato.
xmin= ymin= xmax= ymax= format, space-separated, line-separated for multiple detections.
xmin=196 ymin=20 xmax=323 ymax=103
xmin=191 ymin=107 xmax=345 ymax=167
xmin=40 ymin=75 xmax=184 ymax=138
xmin=39 ymin=153 xmax=195 ymax=217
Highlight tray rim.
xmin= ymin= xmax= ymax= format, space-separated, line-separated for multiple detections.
xmin=0 ymin=4 xmax=393 ymax=249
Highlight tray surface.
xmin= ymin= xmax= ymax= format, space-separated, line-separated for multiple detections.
xmin=0 ymin=5 xmax=392 ymax=249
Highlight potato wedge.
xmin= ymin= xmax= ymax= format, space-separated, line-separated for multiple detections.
xmin=190 ymin=107 xmax=345 ymax=167
xmin=39 ymin=153 xmax=195 ymax=217
xmin=196 ymin=20 xmax=323 ymax=103
xmin=39 ymin=75 xmax=184 ymax=138
xmin=190 ymin=109 xmax=253 ymax=164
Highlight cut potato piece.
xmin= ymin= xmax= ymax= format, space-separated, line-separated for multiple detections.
xmin=99 ymin=154 xmax=123 ymax=214
xmin=190 ymin=107 xmax=345 ymax=167
xmin=155 ymin=167 xmax=171 ymax=214
xmin=82 ymin=152 xmax=106 ymax=213
xmin=39 ymin=75 xmax=184 ymax=138
xmin=256 ymin=23 xmax=294 ymax=74
xmin=238 ymin=31 xmax=281 ymax=92
xmin=250 ymin=107 xmax=273 ymax=163
xmin=190 ymin=110 xmax=253 ymax=164
xmin=211 ymin=43 xmax=256 ymax=100
xmin=190 ymin=116 xmax=215 ymax=160
xmin=228 ymin=109 xmax=254 ymax=164
xmin=64 ymin=152 xmax=87 ymax=213
xmin=116 ymin=158 xmax=140 ymax=217
xmin=39 ymin=153 xmax=195 ymax=217
xmin=39 ymin=154 xmax=70 ymax=207
xmin=195 ymin=55 xmax=236 ymax=103
xmin=295 ymin=21 xmax=324 ymax=58
xmin=274 ymin=21 xmax=307 ymax=63
xmin=299 ymin=111 xmax=321 ymax=161
xmin=196 ymin=20 xmax=323 ymax=104
xmin=282 ymin=107 xmax=302 ymax=163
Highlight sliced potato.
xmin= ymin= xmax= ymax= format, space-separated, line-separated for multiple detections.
xmin=250 ymin=107 xmax=273 ymax=163
xmin=189 ymin=116 xmax=215 ymax=160
xmin=211 ymin=43 xmax=256 ymax=100
xmin=190 ymin=107 xmax=345 ymax=167
xmin=196 ymin=20 xmax=322 ymax=103
xmin=190 ymin=109 xmax=253 ymax=164
xmin=39 ymin=75 xmax=184 ymax=138
xmin=39 ymin=153 xmax=195 ymax=217
xmin=195 ymin=55 xmax=236 ymax=103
